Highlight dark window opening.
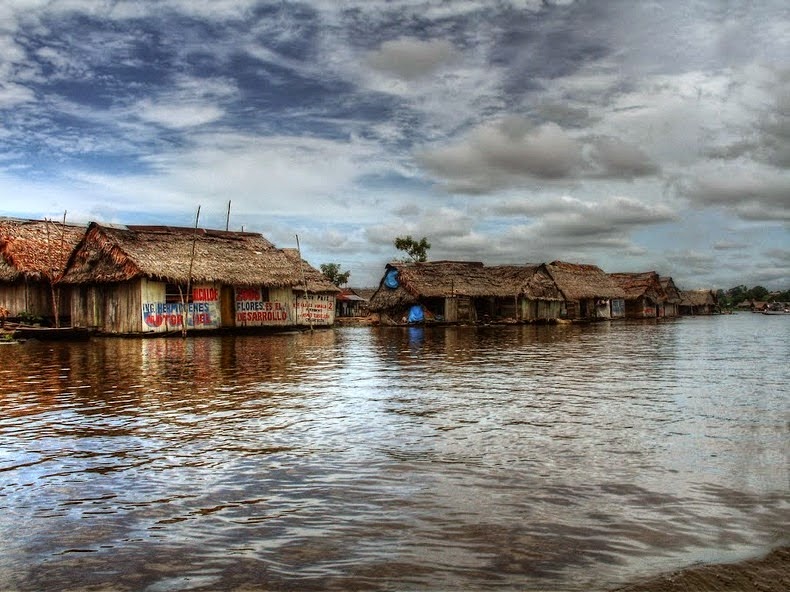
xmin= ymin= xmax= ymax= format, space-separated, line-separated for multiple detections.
xmin=165 ymin=283 xmax=193 ymax=304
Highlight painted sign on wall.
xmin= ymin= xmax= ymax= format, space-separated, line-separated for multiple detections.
xmin=293 ymin=294 xmax=335 ymax=325
xmin=235 ymin=287 xmax=290 ymax=326
xmin=142 ymin=284 xmax=221 ymax=332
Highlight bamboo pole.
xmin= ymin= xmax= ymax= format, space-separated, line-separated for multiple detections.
xmin=225 ymin=200 xmax=231 ymax=231
xmin=183 ymin=205 xmax=201 ymax=337
xmin=295 ymin=234 xmax=313 ymax=332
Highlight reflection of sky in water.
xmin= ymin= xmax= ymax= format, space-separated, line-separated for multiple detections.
xmin=0 ymin=316 xmax=787 ymax=591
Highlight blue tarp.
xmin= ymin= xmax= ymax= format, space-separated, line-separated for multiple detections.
xmin=408 ymin=305 xmax=424 ymax=323
xmin=384 ymin=269 xmax=399 ymax=289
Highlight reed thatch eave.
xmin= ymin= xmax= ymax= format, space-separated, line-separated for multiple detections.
xmin=545 ymin=260 xmax=625 ymax=301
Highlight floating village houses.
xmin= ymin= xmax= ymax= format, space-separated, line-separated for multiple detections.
xmin=58 ymin=223 xmax=339 ymax=335
xmin=335 ymin=287 xmax=369 ymax=318
xmin=367 ymin=261 xmax=564 ymax=324
xmin=543 ymin=261 xmax=626 ymax=320
xmin=659 ymin=276 xmax=682 ymax=317
xmin=608 ymin=271 xmax=668 ymax=318
xmin=0 ymin=217 xmax=87 ymax=324
xmin=678 ymin=289 xmax=720 ymax=316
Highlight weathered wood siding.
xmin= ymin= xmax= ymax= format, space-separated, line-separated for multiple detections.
xmin=70 ymin=281 xmax=142 ymax=334
xmin=520 ymin=299 xmax=563 ymax=321
xmin=0 ymin=280 xmax=70 ymax=321
xmin=444 ymin=297 xmax=458 ymax=323
xmin=624 ymin=297 xmax=657 ymax=318
xmin=0 ymin=281 xmax=49 ymax=317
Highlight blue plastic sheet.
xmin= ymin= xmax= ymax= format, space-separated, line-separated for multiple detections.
xmin=408 ymin=305 xmax=424 ymax=323
xmin=384 ymin=269 xmax=399 ymax=289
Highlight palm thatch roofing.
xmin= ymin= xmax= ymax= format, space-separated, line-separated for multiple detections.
xmin=60 ymin=223 xmax=339 ymax=293
xmin=608 ymin=271 xmax=666 ymax=301
xmin=544 ymin=260 xmax=625 ymax=301
xmin=368 ymin=261 xmax=563 ymax=312
xmin=659 ymin=276 xmax=682 ymax=303
xmin=0 ymin=217 xmax=87 ymax=282
xmin=680 ymin=289 xmax=717 ymax=306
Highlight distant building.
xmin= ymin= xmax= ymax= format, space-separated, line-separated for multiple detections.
xmin=678 ymin=289 xmax=719 ymax=315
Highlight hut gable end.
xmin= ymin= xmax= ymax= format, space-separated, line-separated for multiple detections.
xmin=545 ymin=260 xmax=625 ymax=301
xmin=608 ymin=271 xmax=665 ymax=301
xmin=0 ymin=217 xmax=86 ymax=280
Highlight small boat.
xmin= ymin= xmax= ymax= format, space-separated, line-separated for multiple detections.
xmin=12 ymin=326 xmax=93 ymax=341
xmin=762 ymin=303 xmax=789 ymax=315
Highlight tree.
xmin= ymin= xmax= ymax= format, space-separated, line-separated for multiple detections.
xmin=747 ymin=285 xmax=769 ymax=300
xmin=394 ymin=235 xmax=431 ymax=262
xmin=320 ymin=263 xmax=351 ymax=287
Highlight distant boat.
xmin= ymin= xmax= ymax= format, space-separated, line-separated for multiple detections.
xmin=762 ymin=303 xmax=789 ymax=315
xmin=12 ymin=326 xmax=92 ymax=341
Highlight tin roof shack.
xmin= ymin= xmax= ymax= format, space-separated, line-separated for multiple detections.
xmin=679 ymin=289 xmax=720 ymax=315
xmin=608 ymin=271 xmax=666 ymax=319
xmin=367 ymin=261 xmax=563 ymax=324
xmin=59 ymin=223 xmax=339 ymax=335
xmin=544 ymin=261 xmax=626 ymax=320
xmin=0 ymin=218 xmax=86 ymax=325
xmin=335 ymin=288 xmax=369 ymax=318
xmin=659 ymin=277 xmax=682 ymax=317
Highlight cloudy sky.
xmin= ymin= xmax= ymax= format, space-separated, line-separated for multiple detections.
xmin=1 ymin=0 xmax=788 ymax=289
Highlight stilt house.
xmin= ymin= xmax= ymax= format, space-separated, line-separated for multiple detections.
xmin=0 ymin=218 xmax=87 ymax=324
xmin=367 ymin=261 xmax=563 ymax=324
xmin=608 ymin=271 xmax=666 ymax=318
xmin=58 ymin=223 xmax=339 ymax=334
xmin=544 ymin=261 xmax=626 ymax=320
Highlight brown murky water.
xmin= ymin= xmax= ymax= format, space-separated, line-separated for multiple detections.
xmin=1 ymin=315 xmax=787 ymax=591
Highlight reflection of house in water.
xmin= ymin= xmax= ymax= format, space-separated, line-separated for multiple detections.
xmin=367 ymin=261 xmax=564 ymax=324
xmin=59 ymin=223 xmax=339 ymax=335
xmin=0 ymin=217 xmax=87 ymax=324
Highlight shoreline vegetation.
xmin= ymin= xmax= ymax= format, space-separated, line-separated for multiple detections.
xmin=611 ymin=546 xmax=789 ymax=592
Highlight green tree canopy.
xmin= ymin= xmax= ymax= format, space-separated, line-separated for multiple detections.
xmin=394 ymin=235 xmax=431 ymax=262
xmin=320 ymin=263 xmax=351 ymax=287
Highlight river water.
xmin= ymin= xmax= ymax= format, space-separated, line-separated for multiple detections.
xmin=0 ymin=314 xmax=787 ymax=591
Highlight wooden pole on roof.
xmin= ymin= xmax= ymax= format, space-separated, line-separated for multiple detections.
xmin=225 ymin=200 xmax=231 ymax=231
xmin=183 ymin=205 xmax=201 ymax=338
xmin=295 ymin=234 xmax=313 ymax=333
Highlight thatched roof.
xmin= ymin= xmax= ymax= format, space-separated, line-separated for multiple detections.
xmin=368 ymin=260 xmax=563 ymax=311
xmin=659 ymin=276 xmax=682 ymax=303
xmin=544 ymin=260 xmax=625 ymax=301
xmin=680 ymin=289 xmax=717 ymax=306
xmin=0 ymin=217 xmax=87 ymax=282
xmin=281 ymin=248 xmax=341 ymax=294
xmin=60 ymin=223 xmax=338 ymax=293
xmin=608 ymin=271 xmax=665 ymax=301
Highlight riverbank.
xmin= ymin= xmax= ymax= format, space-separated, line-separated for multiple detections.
xmin=612 ymin=546 xmax=789 ymax=592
